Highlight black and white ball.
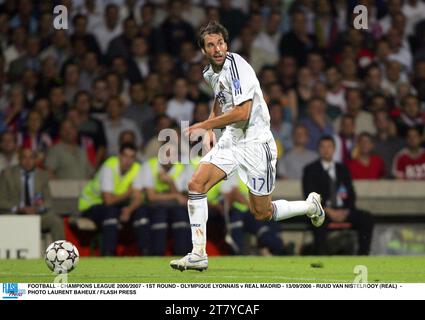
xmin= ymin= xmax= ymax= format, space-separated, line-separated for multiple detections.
xmin=45 ymin=240 xmax=79 ymax=274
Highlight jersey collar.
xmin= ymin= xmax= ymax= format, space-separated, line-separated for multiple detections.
xmin=210 ymin=52 xmax=233 ymax=74
xmin=223 ymin=53 xmax=233 ymax=71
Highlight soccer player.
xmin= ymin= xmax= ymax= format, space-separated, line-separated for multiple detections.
xmin=170 ymin=22 xmax=325 ymax=271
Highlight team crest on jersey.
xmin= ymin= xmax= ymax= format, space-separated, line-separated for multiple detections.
xmin=232 ymin=78 xmax=241 ymax=91
xmin=216 ymin=91 xmax=226 ymax=105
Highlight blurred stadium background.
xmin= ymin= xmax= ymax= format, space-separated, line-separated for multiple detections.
xmin=0 ymin=0 xmax=425 ymax=265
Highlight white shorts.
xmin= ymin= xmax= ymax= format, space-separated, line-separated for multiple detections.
xmin=200 ymin=133 xmax=277 ymax=196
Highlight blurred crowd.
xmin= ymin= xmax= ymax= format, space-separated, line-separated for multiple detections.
xmin=0 ymin=0 xmax=425 ymax=180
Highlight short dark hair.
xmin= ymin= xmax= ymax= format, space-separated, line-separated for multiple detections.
xmin=269 ymin=9 xmax=282 ymax=17
xmin=92 ymin=77 xmax=106 ymax=86
xmin=293 ymin=123 xmax=309 ymax=136
xmin=289 ymin=7 xmax=305 ymax=17
xmin=119 ymin=142 xmax=137 ymax=154
xmin=406 ymin=127 xmax=421 ymax=136
xmin=197 ymin=21 xmax=229 ymax=49
xmin=268 ymin=99 xmax=282 ymax=108
xmin=345 ymin=87 xmax=362 ymax=100
xmin=341 ymin=114 xmax=355 ymax=122
xmin=72 ymin=14 xmax=87 ymax=26
xmin=371 ymin=93 xmax=387 ymax=101
xmin=319 ymin=135 xmax=335 ymax=146
xmin=119 ymin=130 xmax=136 ymax=143
xmin=0 ymin=130 xmax=17 ymax=143
xmin=105 ymin=3 xmax=119 ymax=13
xmin=130 ymin=82 xmax=145 ymax=91
xmin=153 ymin=94 xmax=167 ymax=101
xmin=106 ymin=95 xmax=123 ymax=108
xmin=74 ymin=90 xmax=91 ymax=103
xmin=308 ymin=96 xmax=326 ymax=106
xmin=401 ymin=94 xmax=419 ymax=107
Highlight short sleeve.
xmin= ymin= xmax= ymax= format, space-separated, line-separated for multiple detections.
xmin=99 ymin=166 xmax=114 ymax=193
xmin=227 ymin=54 xmax=256 ymax=106
xmin=140 ymin=162 xmax=154 ymax=189
xmin=131 ymin=167 xmax=144 ymax=190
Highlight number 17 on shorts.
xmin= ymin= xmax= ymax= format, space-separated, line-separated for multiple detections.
xmin=246 ymin=173 xmax=274 ymax=196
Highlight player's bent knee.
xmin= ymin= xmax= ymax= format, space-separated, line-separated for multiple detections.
xmin=251 ymin=208 xmax=272 ymax=221
xmin=188 ymin=179 xmax=207 ymax=194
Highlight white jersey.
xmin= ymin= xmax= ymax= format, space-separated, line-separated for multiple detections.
xmin=201 ymin=53 xmax=277 ymax=196
xmin=203 ymin=52 xmax=272 ymax=143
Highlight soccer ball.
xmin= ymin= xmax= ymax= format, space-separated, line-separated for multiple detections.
xmin=45 ymin=240 xmax=79 ymax=274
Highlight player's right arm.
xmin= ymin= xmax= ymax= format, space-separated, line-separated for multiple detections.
xmin=209 ymin=98 xmax=220 ymax=119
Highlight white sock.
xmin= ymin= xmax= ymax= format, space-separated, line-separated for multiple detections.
xmin=188 ymin=192 xmax=208 ymax=256
xmin=271 ymin=200 xmax=315 ymax=221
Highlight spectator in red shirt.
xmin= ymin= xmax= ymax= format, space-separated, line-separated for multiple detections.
xmin=348 ymin=132 xmax=385 ymax=180
xmin=392 ymin=127 xmax=425 ymax=180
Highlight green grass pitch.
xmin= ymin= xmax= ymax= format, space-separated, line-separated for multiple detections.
xmin=1 ymin=256 xmax=425 ymax=283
